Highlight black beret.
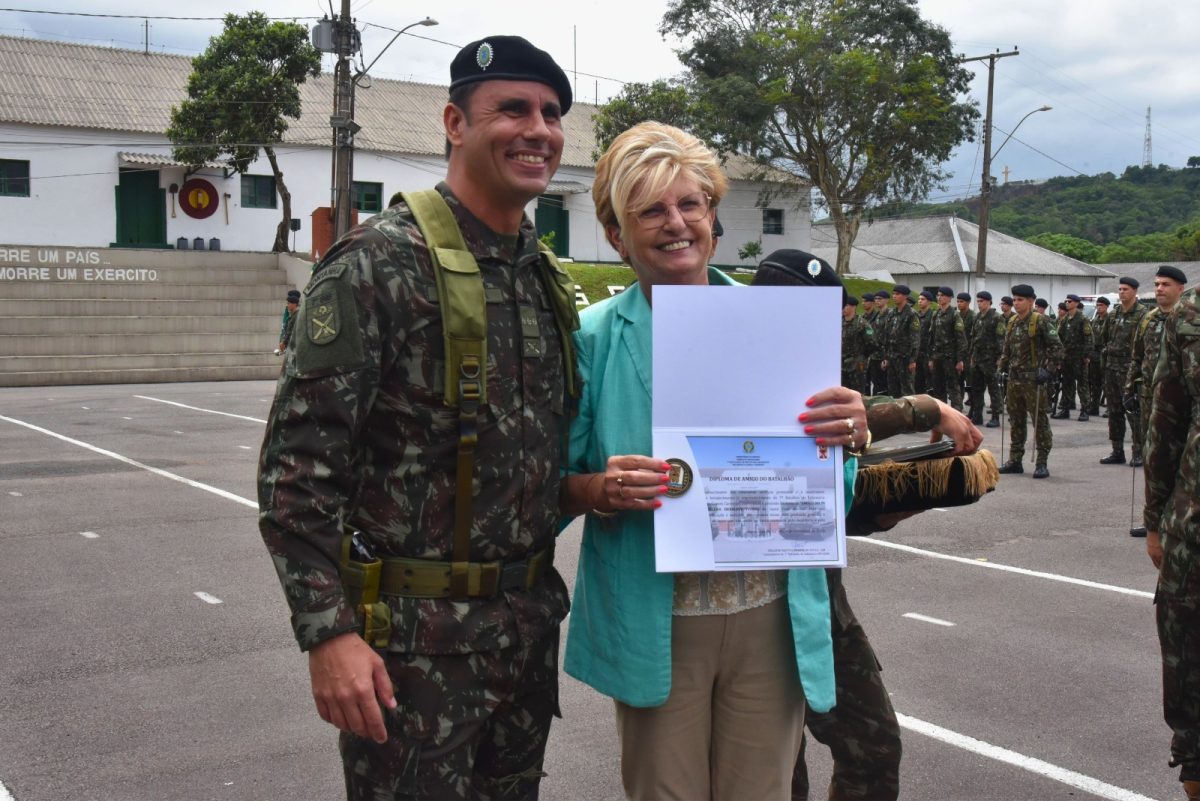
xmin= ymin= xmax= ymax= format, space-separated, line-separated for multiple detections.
xmin=861 ymin=293 xmax=875 ymax=302
xmin=450 ymin=36 xmax=572 ymax=113
xmin=1001 ymin=296 xmax=1013 ymax=304
xmin=954 ymin=292 xmax=969 ymax=302
xmin=875 ymin=290 xmax=890 ymax=300
xmin=1057 ymin=302 xmax=1067 ymax=310
xmin=1065 ymin=293 xmax=1082 ymax=302
xmin=1035 ymin=298 xmax=1049 ymax=308
xmin=919 ymin=290 xmax=934 ymax=300
xmin=847 ymin=296 xmax=859 ymax=306
xmin=937 ymin=286 xmax=954 ymax=297
xmin=712 ymin=215 xmax=724 ymax=238
xmin=753 ymin=249 xmax=850 ymax=306
xmin=1011 ymin=284 xmax=1036 ymax=299
xmin=1157 ymin=265 xmax=1187 ymax=284
xmin=976 ymin=290 xmax=992 ymax=301
xmin=286 ymin=289 xmax=301 ymax=303
xmin=892 ymin=284 xmax=911 ymax=296
xmin=1118 ymin=276 xmax=1139 ymax=289
xmin=1095 ymin=296 xmax=1111 ymax=306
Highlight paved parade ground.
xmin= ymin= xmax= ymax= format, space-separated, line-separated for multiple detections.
xmin=0 ymin=381 xmax=1181 ymax=801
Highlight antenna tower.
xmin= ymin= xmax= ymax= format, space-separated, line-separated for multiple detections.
xmin=1142 ymin=106 xmax=1153 ymax=167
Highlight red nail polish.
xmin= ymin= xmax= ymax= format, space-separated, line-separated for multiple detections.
xmin=660 ymin=474 xmax=670 ymax=484
xmin=806 ymin=398 xmax=815 ymax=407
xmin=653 ymin=500 xmax=663 ymax=509
xmin=658 ymin=486 xmax=668 ymax=494
xmin=804 ymin=425 xmax=815 ymax=435
xmin=816 ymin=437 xmax=826 ymax=446
xmin=798 ymin=412 xmax=810 ymax=422
xmin=660 ymin=462 xmax=671 ymax=471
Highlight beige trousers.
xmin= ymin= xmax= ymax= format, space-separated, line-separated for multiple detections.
xmin=615 ymin=598 xmax=806 ymax=801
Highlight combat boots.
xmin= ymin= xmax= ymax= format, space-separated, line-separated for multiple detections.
xmin=1050 ymin=409 xmax=1069 ymax=420
xmin=1100 ymin=447 xmax=1126 ymax=464
xmin=1130 ymin=448 xmax=1144 ymax=468
xmin=1033 ymin=463 xmax=1049 ymax=479
xmin=969 ymin=407 xmax=983 ymax=425
xmin=985 ymin=413 xmax=1000 ymax=428
xmin=1077 ymin=411 xmax=1090 ymax=421
xmin=998 ymin=461 xmax=1024 ymax=474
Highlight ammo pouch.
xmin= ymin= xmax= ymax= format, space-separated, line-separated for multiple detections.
xmin=339 ymin=535 xmax=392 ymax=649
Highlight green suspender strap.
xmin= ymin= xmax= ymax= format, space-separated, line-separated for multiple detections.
xmin=402 ymin=190 xmax=487 ymax=598
xmin=1029 ymin=313 xmax=1040 ymax=368
xmin=400 ymin=190 xmax=579 ymax=599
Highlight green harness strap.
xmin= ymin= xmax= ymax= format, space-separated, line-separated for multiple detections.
xmin=400 ymin=190 xmax=578 ymax=596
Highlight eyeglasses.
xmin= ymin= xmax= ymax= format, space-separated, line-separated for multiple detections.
xmin=633 ymin=193 xmax=712 ymax=230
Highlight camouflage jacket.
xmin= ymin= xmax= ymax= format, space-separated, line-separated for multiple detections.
xmin=1126 ymin=306 xmax=1170 ymax=397
xmin=1091 ymin=313 xmax=1111 ymax=358
xmin=917 ymin=307 xmax=934 ymax=360
xmin=959 ymin=308 xmax=977 ymax=348
xmin=870 ymin=308 xmax=892 ymax=361
xmin=884 ymin=304 xmax=920 ymax=362
xmin=1058 ymin=310 xmax=1094 ymax=356
xmin=864 ymin=393 xmax=941 ymax=439
xmin=969 ymin=307 xmax=1006 ymax=366
xmin=280 ymin=308 xmax=297 ymax=347
xmin=258 ymin=183 xmax=571 ymax=654
xmin=999 ymin=311 xmax=1064 ymax=377
xmin=1102 ymin=301 xmax=1148 ymax=366
xmin=930 ymin=305 xmax=967 ymax=361
xmin=842 ymin=314 xmax=874 ymax=372
xmin=1144 ymin=288 xmax=1200 ymax=572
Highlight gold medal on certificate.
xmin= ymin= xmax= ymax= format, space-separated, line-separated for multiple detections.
xmin=664 ymin=458 xmax=693 ymax=497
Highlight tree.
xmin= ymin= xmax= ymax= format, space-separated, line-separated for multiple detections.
xmin=167 ymin=13 xmax=320 ymax=252
xmin=592 ymin=79 xmax=702 ymax=157
xmin=658 ymin=0 xmax=979 ymax=273
xmin=1026 ymin=232 xmax=1101 ymax=263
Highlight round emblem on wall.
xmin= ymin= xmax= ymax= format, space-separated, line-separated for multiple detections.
xmin=180 ymin=178 xmax=218 ymax=219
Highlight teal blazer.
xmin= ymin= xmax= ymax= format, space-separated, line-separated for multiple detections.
xmin=562 ymin=269 xmax=845 ymax=712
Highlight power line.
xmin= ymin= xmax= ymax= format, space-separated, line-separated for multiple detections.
xmin=0 ymin=7 xmax=320 ymax=21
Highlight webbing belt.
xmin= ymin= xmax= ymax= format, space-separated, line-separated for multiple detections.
xmin=342 ymin=547 xmax=553 ymax=599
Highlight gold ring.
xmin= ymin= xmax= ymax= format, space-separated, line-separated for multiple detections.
xmin=616 ymin=476 xmax=624 ymax=486
xmin=845 ymin=417 xmax=856 ymax=434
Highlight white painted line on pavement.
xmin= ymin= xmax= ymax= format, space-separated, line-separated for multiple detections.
xmin=194 ymin=591 xmax=223 ymax=605
xmin=80 ymin=406 xmax=89 ymax=410
xmin=122 ymin=416 xmax=132 ymax=420
xmin=79 ymin=531 xmax=99 ymax=539
xmin=1 ymin=778 xmax=13 ymax=801
xmin=238 ymin=445 xmax=252 ymax=450
xmin=897 ymin=712 xmax=1157 ymax=801
xmin=134 ymin=395 xmax=266 ymax=424
xmin=173 ymin=430 xmax=184 ymax=435
xmin=902 ymin=612 xmax=955 ymax=627
xmin=8 ymin=491 xmax=21 ymax=497
xmin=0 ymin=414 xmax=257 ymax=510
xmin=854 ymin=537 xmax=1154 ymax=599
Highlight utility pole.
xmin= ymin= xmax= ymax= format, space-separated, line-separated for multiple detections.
xmin=1142 ymin=106 xmax=1153 ymax=167
xmin=330 ymin=0 xmax=361 ymax=240
xmin=961 ymin=48 xmax=1019 ymax=278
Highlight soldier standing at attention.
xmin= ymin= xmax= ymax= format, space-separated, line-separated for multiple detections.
xmin=1089 ymin=296 xmax=1110 ymax=416
xmin=1143 ymin=282 xmax=1200 ymax=801
xmin=860 ymin=293 xmax=879 ymax=394
xmin=998 ymin=284 xmax=1064 ymax=479
xmin=956 ymin=292 xmax=977 ymax=413
xmin=1000 ymin=295 xmax=1015 ymax=324
xmin=257 ymin=36 xmax=579 ymax=800
xmin=928 ymin=287 xmax=967 ymax=410
xmin=881 ymin=285 xmax=920 ymax=397
xmin=1053 ymin=294 xmax=1094 ymax=421
xmin=1101 ymin=276 xmax=1149 ymax=465
xmin=915 ymin=290 xmax=935 ymax=394
xmin=842 ymin=296 xmax=874 ymax=393
xmin=968 ymin=290 xmax=1005 ymax=428
xmin=870 ymin=290 xmax=892 ymax=398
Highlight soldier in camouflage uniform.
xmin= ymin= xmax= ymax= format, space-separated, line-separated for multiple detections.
xmin=860 ymin=294 xmax=879 ymax=394
xmin=842 ymin=296 xmax=874 ymax=393
xmin=1089 ymin=296 xmax=1111 ymax=416
xmin=915 ymin=290 xmax=934 ymax=394
xmin=881 ymin=285 xmax=920 ymax=398
xmin=928 ymin=286 xmax=967 ymax=411
xmin=1053 ymin=294 xmax=1094 ymax=421
xmin=869 ymin=290 xmax=892 ymax=398
xmin=968 ymin=290 xmax=1006 ymax=428
xmin=956 ymin=292 xmax=977 ymax=412
xmin=1101 ymin=277 xmax=1149 ymax=465
xmin=1143 ymin=283 xmax=1200 ymax=801
xmin=257 ymin=37 xmax=577 ymax=800
xmin=998 ymin=284 xmax=1064 ymax=478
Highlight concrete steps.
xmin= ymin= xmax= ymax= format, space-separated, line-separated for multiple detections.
xmin=0 ymin=245 xmax=305 ymax=386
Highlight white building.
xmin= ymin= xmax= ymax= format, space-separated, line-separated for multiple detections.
xmin=0 ymin=34 xmax=809 ymax=264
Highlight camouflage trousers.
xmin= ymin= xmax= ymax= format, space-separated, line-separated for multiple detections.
xmin=929 ymin=358 xmax=964 ymax=411
xmin=1104 ymin=363 xmax=1142 ymax=454
xmin=885 ymin=361 xmax=915 ymax=399
xmin=792 ymin=571 xmax=901 ymax=801
xmin=867 ymin=360 xmax=886 ymax=397
xmin=968 ymin=363 xmax=1002 ymax=417
xmin=1088 ymin=358 xmax=1104 ymax=411
xmin=1006 ymin=379 xmax=1052 ymax=464
xmin=1057 ymin=355 xmax=1090 ymax=413
xmin=341 ymin=630 xmax=560 ymax=800
xmin=1156 ymin=583 xmax=1200 ymax=782
xmin=842 ymin=368 xmax=865 ymax=396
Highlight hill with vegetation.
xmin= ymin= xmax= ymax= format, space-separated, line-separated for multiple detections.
xmin=874 ymin=162 xmax=1200 ymax=263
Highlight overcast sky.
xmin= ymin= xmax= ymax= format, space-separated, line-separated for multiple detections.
xmin=3 ymin=0 xmax=1197 ymax=203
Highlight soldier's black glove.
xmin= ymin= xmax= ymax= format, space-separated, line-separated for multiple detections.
xmin=1123 ymin=393 xmax=1140 ymax=414
xmin=1035 ymin=367 xmax=1053 ymax=385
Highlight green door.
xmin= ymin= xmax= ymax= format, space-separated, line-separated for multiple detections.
xmin=114 ymin=169 xmax=167 ymax=247
xmin=535 ymin=194 xmax=569 ymax=257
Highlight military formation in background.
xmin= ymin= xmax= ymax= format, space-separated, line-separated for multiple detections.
xmin=839 ymin=267 xmax=1193 ymax=485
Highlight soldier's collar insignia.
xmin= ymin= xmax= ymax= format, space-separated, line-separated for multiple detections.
xmin=476 ymin=42 xmax=494 ymax=71
xmin=807 ymin=259 xmax=821 ymax=277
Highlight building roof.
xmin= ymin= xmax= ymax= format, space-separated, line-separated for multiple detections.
xmin=0 ymin=33 xmax=768 ymax=180
xmin=1094 ymin=262 xmax=1199 ymax=295
xmin=811 ymin=216 xmax=1115 ymax=279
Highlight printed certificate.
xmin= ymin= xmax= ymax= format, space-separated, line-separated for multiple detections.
xmin=651 ymin=285 xmax=846 ymax=572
